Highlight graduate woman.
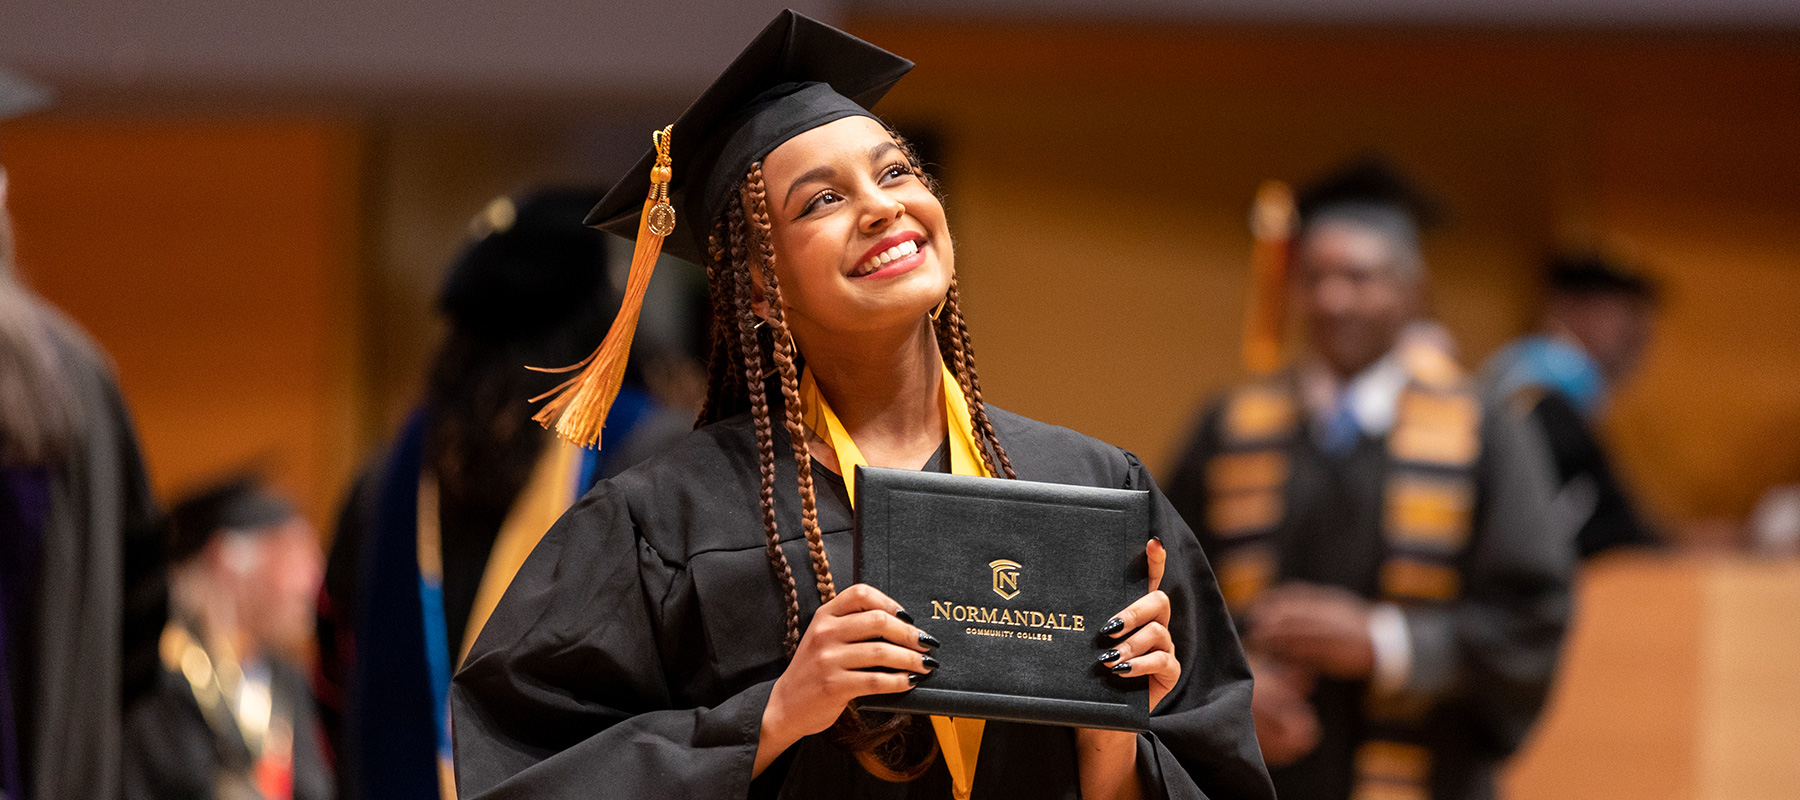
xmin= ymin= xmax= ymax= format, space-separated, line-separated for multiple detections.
xmin=451 ymin=12 xmax=1271 ymax=800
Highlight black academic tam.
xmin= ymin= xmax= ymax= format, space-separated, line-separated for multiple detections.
xmin=584 ymin=10 xmax=912 ymax=266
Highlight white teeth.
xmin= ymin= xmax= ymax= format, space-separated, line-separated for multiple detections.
xmin=858 ymin=239 xmax=920 ymax=275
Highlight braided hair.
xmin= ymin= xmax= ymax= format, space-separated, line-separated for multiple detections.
xmin=697 ymin=136 xmax=1014 ymax=780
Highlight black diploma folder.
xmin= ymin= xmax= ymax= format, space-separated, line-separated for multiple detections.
xmin=853 ymin=466 xmax=1151 ymax=732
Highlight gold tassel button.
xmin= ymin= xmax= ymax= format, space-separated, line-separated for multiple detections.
xmin=530 ymin=125 xmax=676 ymax=448
xmin=647 ymin=130 xmax=677 ymax=237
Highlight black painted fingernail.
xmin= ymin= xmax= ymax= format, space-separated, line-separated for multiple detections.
xmin=1100 ymin=618 xmax=1125 ymax=636
xmin=908 ymin=672 xmax=924 ymax=685
xmin=1110 ymin=661 xmax=1133 ymax=674
xmin=919 ymin=631 xmax=942 ymax=649
xmin=895 ymin=608 xmax=915 ymax=625
xmin=922 ymin=656 xmax=942 ymax=670
xmin=1097 ymin=649 xmax=1121 ymax=664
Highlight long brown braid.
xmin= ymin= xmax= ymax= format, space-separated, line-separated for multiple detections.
xmin=697 ymin=228 xmax=745 ymax=429
xmin=717 ymin=190 xmax=805 ymax=656
xmin=745 ymin=163 xmax=839 ymax=605
xmin=934 ymin=279 xmax=1017 ymax=480
xmin=693 ymin=136 xmax=1010 ymax=781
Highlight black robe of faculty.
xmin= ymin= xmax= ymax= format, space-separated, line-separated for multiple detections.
xmin=451 ymin=407 xmax=1273 ymax=800
xmin=1166 ymin=395 xmax=1573 ymax=800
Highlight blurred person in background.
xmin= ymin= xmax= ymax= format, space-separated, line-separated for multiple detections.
xmin=1165 ymin=156 xmax=1573 ymax=800
xmin=125 ymin=476 xmax=330 ymax=800
xmin=0 ymin=67 xmax=167 ymax=800
xmin=318 ymin=188 xmax=696 ymax=800
xmin=1484 ymin=253 xmax=1663 ymax=560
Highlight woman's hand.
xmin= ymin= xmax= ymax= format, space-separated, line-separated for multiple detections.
xmin=1077 ymin=538 xmax=1179 ymax=800
xmin=1097 ymin=538 xmax=1180 ymax=710
xmin=754 ymin=583 xmax=939 ymax=776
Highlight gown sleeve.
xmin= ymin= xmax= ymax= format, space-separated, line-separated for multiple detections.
xmin=1391 ymin=410 xmax=1574 ymax=753
xmin=1125 ymin=454 xmax=1277 ymax=800
xmin=1530 ymin=392 xmax=1661 ymax=559
xmin=450 ymin=482 xmax=773 ymax=799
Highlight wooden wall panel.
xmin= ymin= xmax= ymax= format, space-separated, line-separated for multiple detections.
xmin=1504 ymin=557 xmax=1800 ymax=800
xmin=2 ymin=116 xmax=364 ymax=529
xmin=1504 ymin=558 xmax=1703 ymax=799
xmin=848 ymin=18 xmax=1800 ymax=533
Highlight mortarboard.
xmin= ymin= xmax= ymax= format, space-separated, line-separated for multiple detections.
xmin=0 ymin=67 xmax=51 ymax=122
xmin=1294 ymin=154 xmax=1447 ymax=232
xmin=584 ymin=10 xmax=913 ymax=264
xmin=1545 ymin=252 xmax=1660 ymax=302
xmin=167 ymin=474 xmax=299 ymax=563
xmin=533 ymin=9 xmax=913 ymax=448
xmin=440 ymin=187 xmax=613 ymax=340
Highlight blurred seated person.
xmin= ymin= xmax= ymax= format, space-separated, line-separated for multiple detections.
xmin=1165 ymin=156 xmax=1573 ymax=800
xmin=317 ymin=188 xmax=694 ymax=800
xmin=126 ymin=476 xmax=329 ymax=800
xmin=1483 ymin=253 xmax=1662 ymax=559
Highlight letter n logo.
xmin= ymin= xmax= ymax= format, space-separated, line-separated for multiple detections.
xmin=989 ymin=559 xmax=1022 ymax=600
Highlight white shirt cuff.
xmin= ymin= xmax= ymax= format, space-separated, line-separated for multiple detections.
xmin=1368 ymin=602 xmax=1412 ymax=696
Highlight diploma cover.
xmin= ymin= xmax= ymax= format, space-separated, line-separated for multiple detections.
xmin=853 ymin=466 xmax=1151 ymax=732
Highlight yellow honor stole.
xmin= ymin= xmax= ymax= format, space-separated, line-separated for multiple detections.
xmin=798 ymin=362 xmax=990 ymax=800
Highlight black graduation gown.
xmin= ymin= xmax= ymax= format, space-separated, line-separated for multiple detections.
xmin=451 ymin=407 xmax=1273 ymax=800
xmin=124 ymin=657 xmax=334 ymax=800
xmin=1526 ymin=392 xmax=1660 ymax=559
xmin=1165 ymin=399 xmax=1573 ymax=800
xmin=6 ymin=306 xmax=165 ymax=800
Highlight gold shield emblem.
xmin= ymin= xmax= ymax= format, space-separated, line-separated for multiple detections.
xmin=989 ymin=559 xmax=1022 ymax=600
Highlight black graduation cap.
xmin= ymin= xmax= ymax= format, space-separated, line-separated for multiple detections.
xmin=167 ymin=474 xmax=299 ymax=563
xmin=584 ymin=9 xmax=914 ymax=264
xmin=439 ymin=187 xmax=613 ymax=339
xmin=0 ymin=66 xmax=52 ymax=122
xmin=534 ymin=10 xmax=912 ymax=449
xmin=1546 ymin=251 xmax=1660 ymax=302
xmin=1294 ymin=154 xmax=1447 ymax=232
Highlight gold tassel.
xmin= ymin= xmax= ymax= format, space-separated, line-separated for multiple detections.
xmin=1241 ymin=180 xmax=1296 ymax=375
xmin=529 ymin=126 xmax=677 ymax=448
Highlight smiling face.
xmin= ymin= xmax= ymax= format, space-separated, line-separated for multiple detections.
xmin=1295 ymin=219 xmax=1422 ymax=378
xmin=753 ymin=116 xmax=953 ymax=347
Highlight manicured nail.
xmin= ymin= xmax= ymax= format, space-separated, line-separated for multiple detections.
xmin=895 ymin=608 xmax=915 ymax=625
xmin=1100 ymin=618 xmax=1125 ymax=636
xmin=1097 ymin=649 xmax=1121 ymax=664
xmin=908 ymin=672 xmax=924 ymax=686
xmin=922 ymin=656 xmax=942 ymax=670
xmin=919 ymin=631 xmax=942 ymax=649
xmin=1110 ymin=661 xmax=1133 ymax=674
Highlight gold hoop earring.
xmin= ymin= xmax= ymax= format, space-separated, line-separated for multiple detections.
xmin=929 ymin=294 xmax=948 ymax=322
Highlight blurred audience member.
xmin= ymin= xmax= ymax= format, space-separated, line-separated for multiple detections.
xmin=318 ymin=188 xmax=694 ymax=800
xmin=1484 ymin=253 xmax=1663 ymax=559
xmin=125 ymin=476 xmax=329 ymax=800
xmin=1166 ymin=156 xmax=1573 ymax=800
xmin=1 ymin=67 xmax=167 ymax=800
